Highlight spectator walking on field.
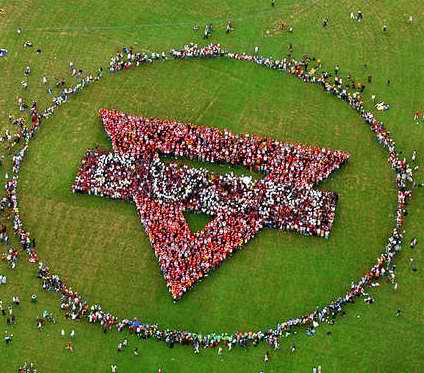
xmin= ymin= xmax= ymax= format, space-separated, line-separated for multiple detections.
xmin=226 ymin=20 xmax=233 ymax=34
xmin=410 ymin=237 xmax=417 ymax=248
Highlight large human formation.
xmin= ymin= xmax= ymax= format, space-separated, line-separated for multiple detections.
xmin=1 ymin=43 xmax=417 ymax=351
xmin=72 ymin=109 xmax=349 ymax=299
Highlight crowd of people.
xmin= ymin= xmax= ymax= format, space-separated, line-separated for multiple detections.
xmin=73 ymin=108 xmax=349 ymax=299
xmin=0 ymin=42 xmax=418 ymax=351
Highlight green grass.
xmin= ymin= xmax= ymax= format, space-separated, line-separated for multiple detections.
xmin=0 ymin=0 xmax=423 ymax=372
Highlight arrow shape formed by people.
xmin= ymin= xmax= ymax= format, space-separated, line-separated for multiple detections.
xmin=73 ymin=109 xmax=350 ymax=300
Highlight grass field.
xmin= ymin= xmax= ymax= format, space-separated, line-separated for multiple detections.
xmin=0 ymin=0 xmax=424 ymax=372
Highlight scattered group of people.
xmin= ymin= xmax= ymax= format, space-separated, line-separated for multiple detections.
xmin=413 ymin=111 xmax=424 ymax=124
xmin=36 ymin=309 xmax=57 ymax=331
xmin=73 ymin=108 xmax=349 ymax=299
xmin=18 ymin=362 xmax=37 ymax=373
xmin=2 ymin=296 xmax=20 ymax=347
xmin=0 ymin=41 xmax=419 ymax=351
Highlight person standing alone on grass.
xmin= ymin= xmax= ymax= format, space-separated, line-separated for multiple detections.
xmin=410 ymin=237 xmax=417 ymax=248
xmin=411 ymin=150 xmax=417 ymax=162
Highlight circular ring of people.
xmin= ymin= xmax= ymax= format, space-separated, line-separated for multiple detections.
xmin=3 ymin=43 xmax=415 ymax=352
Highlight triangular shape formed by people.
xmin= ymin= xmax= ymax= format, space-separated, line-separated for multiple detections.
xmin=73 ymin=109 xmax=350 ymax=300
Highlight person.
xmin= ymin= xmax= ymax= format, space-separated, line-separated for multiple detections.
xmin=133 ymin=347 xmax=139 ymax=356
xmin=218 ymin=346 xmax=223 ymax=357
xmin=410 ymin=237 xmax=417 ymax=248
xmin=383 ymin=24 xmax=388 ymax=32
xmin=322 ymin=18 xmax=328 ymax=27
xmin=226 ymin=20 xmax=233 ymax=34
xmin=357 ymin=10 xmax=363 ymax=21
xmin=264 ymin=352 xmax=270 ymax=362
xmin=31 ymin=294 xmax=37 ymax=303
xmin=65 ymin=341 xmax=74 ymax=352
xmin=203 ymin=24 xmax=212 ymax=40
xmin=4 ymin=332 xmax=13 ymax=344
xmin=254 ymin=46 xmax=259 ymax=54
xmin=70 ymin=329 xmax=75 ymax=338
xmin=334 ymin=64 xmax=339 ymax=75
xmin=408 ymin=15 xmax=413 ymax=24
xmin=306 ymin=327 xmax=316 ymax=336
xmin=411 ymin=150 xmax=417 ymax=162
xmin=271 ymin=0 xmax=276 ymax=6
xmin=61 ymin=329 xmax=65 ymax=336
xmin=410 ymin=258 xmax=417 ymax=272
xmin=290 ymin=344 xmax=296 ymax=352
xmin=111 ymin=364 xmax=118 ymax=373
xmin=395 ymin=309 xmax=401 ymax=317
